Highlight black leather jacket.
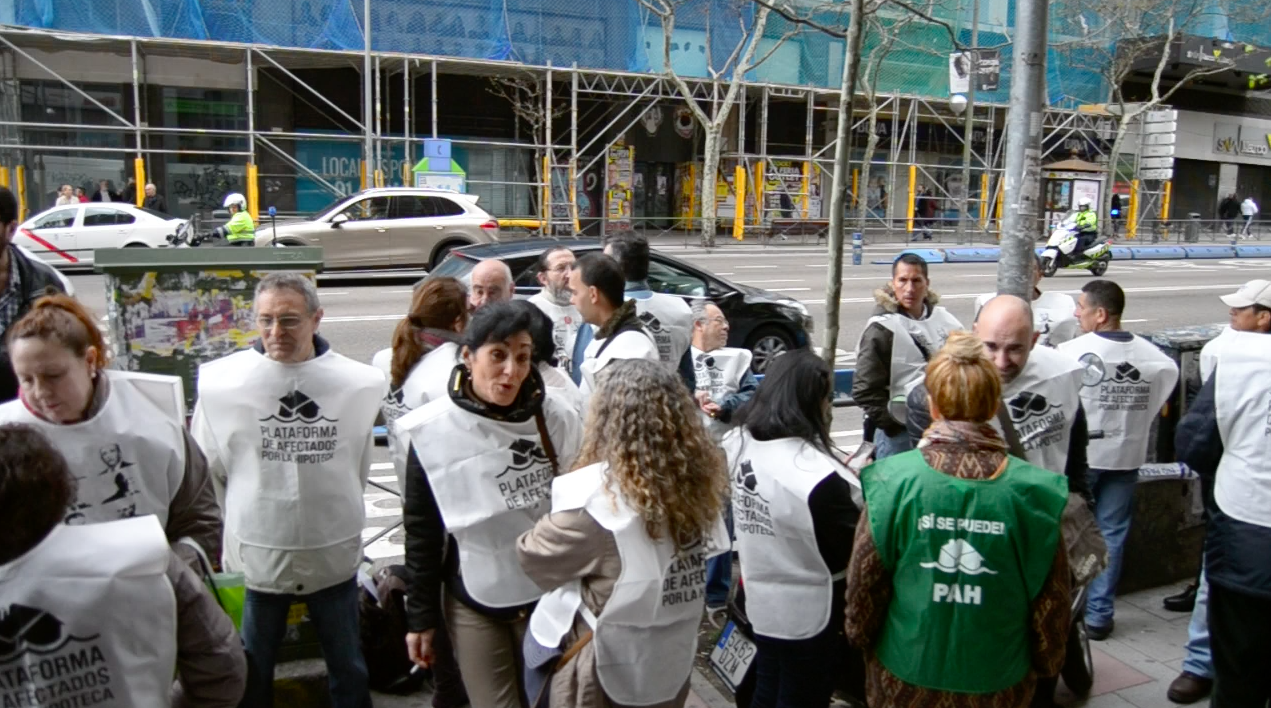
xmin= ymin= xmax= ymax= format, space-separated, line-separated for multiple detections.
xmin=0 ymin=245 xmax=69 ymax=402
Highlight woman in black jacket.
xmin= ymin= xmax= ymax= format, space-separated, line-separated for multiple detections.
xmin=400 ymin=300 xmax=583 ymax=708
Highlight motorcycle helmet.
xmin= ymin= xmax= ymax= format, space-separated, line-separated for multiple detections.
xmin=223 ymin=192 xmax=248 ymax=210
xmin=1077 ymin=197 xmax=1093 ymax=209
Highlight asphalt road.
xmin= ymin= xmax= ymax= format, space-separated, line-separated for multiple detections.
xmin=64 ymin=241 xmax=1271 ymax=563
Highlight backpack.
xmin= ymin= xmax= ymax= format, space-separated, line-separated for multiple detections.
xmin=359 ymin=564 xmax=427 ymax=694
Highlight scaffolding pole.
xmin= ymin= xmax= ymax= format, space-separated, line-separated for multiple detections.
xmin=362 ymin=0 xmax=373 ymax=176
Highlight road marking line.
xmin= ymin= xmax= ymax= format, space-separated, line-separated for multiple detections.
xmin=318 ymin=291 xmax=350 ymax=296
xmin=371 ymin=462 xmax=394 ymax=471
xmin=776 ymin=287 xmax=813 ymax=292
xmin=715 ymin=272 xmax=734 ymax=276
xmin=735 ymin=265 xmax=780 ymax=269
xmin=323 ymin=314 xmax=404 ymax=323
xmin=831 ymin=429 xmax=863 ymax=439
xmin=743 ymin=279 xmax=808 ymax=284
xmin=1122 ymin=319 xmax=1151 ymax=323
xmin=800 ymin=282 xmax=1249 ymax=306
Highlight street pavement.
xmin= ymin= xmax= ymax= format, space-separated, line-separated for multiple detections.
xmin=66 ymin=239 xmax=1271 ymax=567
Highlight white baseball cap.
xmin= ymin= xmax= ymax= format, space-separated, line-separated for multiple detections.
xmin=1220 ymin=279 xmax=1271 ymax=309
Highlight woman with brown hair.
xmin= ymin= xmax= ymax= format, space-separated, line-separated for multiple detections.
xmin=0 ymin=294 xmax=220 ymax=564
xmin=845 ymin=331 xmax=1071 ymax=708
xmin=372 ymin=276 xmax=468 ymax=487
xmin=518 ymin=359 xmax=729 ymax=708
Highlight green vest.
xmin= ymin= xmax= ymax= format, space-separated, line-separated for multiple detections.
xmin=862 ymin=450 xmax=1067 ymax=694
xmin=225 ymin=210 xmax=256 ymax=243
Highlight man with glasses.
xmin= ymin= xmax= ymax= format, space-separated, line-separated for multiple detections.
xmin=529 ymin=246 xmax=581 ymax=375
xmin=191 ymin=272 xmax=387 ymax=708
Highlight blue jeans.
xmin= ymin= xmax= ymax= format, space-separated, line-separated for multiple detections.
xmin=1182 ymin=570 xmax=1213 ymax=678
xmin=1085 ymin=469 xmax=1138 ymax=629
xmin=241 ymin=577 xmax=371 ymax=708
xmin=873 ymin=427 xmax=913 ymax=460
xmin=707 ymin=504 xmax=735 ymax=606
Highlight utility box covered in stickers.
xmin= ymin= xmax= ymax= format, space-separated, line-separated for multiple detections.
xmin=93 ymin=247 xmax=324 ymax=416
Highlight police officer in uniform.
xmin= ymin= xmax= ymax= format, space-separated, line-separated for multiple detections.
xmin=0 ymin=424 xmax=247 ymax=707
xmin=191 ymin=272 xmax=387 ymax=708
xmin=1169 ymin=280 xmax=1271 ymax=706
xmin=567 ymin=253 xmax=659 ymax=401
xmin=724 ymin=350 xmax=861 ymax=706
xmin=973 ymin=254 xmax=1078 ymax=347
xmin=1058 ymin=280 xmax=1178 ymax=641
xmin=528 ymin=246 xmax=582 ymax=377
xmin=212 ymin=193 xmax=255 ymax=247
xmin=602 ymin=232 xmax=695 ymax=388
xmin=853 ymin=253 xmax=962 ymax=459
xmin=908 ymin=295 xmax=1090 ymax=499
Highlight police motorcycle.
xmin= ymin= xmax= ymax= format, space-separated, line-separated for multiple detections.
xmin=1041 ymin=213 xmax=1112 ymax=278
xmin=165 ymin=218 xmax=223 ymax=248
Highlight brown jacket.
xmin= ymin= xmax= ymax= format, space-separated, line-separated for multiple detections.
xmin=517 ymin=509 xmax=692 ymax=708
xmin=166 ymin=548 xmax=248 ymax=707
xmin=844 ymin=421 xmax=1071 ymax=708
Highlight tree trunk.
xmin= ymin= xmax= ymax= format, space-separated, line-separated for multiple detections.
xmin=821 ymin=0 xmax=867 ymax=370
xmin=700 ymin=126 xmax=721 ymax=248
xmin=856 ymin=112 xmax=879 ymax=231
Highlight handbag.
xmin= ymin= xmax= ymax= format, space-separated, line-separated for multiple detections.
xmin=995 ymin=408 xmax=1108 ymax=587
xmin=180 ymin=538 xmax=246 ymax=631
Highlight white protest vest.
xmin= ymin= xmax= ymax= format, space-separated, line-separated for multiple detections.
xmin=0 ymin=370 xmax=186 ymax=531
xmin=1058 ymin=333 xmax=1179 ymax=470
xmin=530 ymin=292 xmax=584 ymax=374
xmin=194 ymin=348 xmax=386 ymax=563
xmin=374 ymin=342 xmax=460 ymax=489
xmin=1032 ymin=291 xmax=1080 ymax=347
xmin=529 ymin=463 xmax=729 ymax=706
xmin=401 ymin=391 xmax=582 ymax=608
xmin=996 ymin=346 xmax=1084 ymax=474
xmin=722 ymin=431 xmax=857 ymax=640
xmin=0 ymin=516 xmax=177 ymax=707
xmin=579 ymin=328 xmax=660 ymax=400
xmin=692 ymin=346 xmax=751 ymax=438
xmin=1212 ymin=332 xmax=1271 ymax=528
xmin=1199 ymin=327 xmax=1235 ymax=384
xmin=632 ymin=294 xmax=693 ymax=370
xmin=539 ymin=362 xmax=584 ymax=417
xmin=861 ymin=307 xmax=962 ymax=421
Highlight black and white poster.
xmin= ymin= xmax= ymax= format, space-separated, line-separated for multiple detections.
xmin=949 ymin=49 xmax=1001 ymax=94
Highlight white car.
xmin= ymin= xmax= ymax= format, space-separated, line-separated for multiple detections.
xmin=15 ymin=202 xmax=184 ymax=269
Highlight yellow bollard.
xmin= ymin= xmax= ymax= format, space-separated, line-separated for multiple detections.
xmin=979 ymin=173 xmax=990 ymax=228
xmin=800 ymin=162 xmax=810 ymax=219
xmin=733 ymin=165 xmax=746 ymax=241
xmin=15 ymin=165 xmax=27 ymax=222
xmin=0 ymin=166 xmax=10 ymax=190
xmin=360 ymin=161 xmax=368 ymax=192
xmin=907 ymin=164 xmax=916 ymax=234
xmin=851 ymin=168 xmax=858 ymax=211
xmin=1159 ymin=181 xmax=1172 ymax=222
xmin=134 ymin=158 xmax=147 ymax=207
xmin=246 ymin=163 xmax=260 ymax=222
xmin=1127 ymin=180 xmax=1140 ymax=240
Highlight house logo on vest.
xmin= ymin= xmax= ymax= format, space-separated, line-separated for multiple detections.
xmin=0 ymin=604 xmax=116 ymax=705
xmin=553 ymin=320 xmax=575 ymax=372
xmin=694 ymin=353 xmax=728 ymax=399
xmin=494 ymin=439 xmax=553 ymax=511
xmin=1078 ymin=354 xmax=1153 ymax=412
xmin=661 ymin=538 xmax=708 ymax=608
xmin=734 ymin=460 xmax=775 ymax=538
xmin=258 ymin=391 xmax=339 ymax=464
xmin=638 ymin=312 xmax=674 ymax=361
xmin=920 ymin=540 xmax=994 ymax=606
xmin=1007 ymin=392 xmax=1067 ymax=452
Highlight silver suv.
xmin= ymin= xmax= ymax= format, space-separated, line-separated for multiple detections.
xmin=255 ymin=188 xmax=500 ymax=269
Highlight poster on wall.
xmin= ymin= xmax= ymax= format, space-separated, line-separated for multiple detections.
xmin=606 ymin=144 xmax=635 ymax=229
xmin=948 ymin=50 xmax=1001 ymax=94
xmin=1072 ymin=180 xmax=1101 ymax=215
xmin=764 ymin=160 xmax=822 ymax=220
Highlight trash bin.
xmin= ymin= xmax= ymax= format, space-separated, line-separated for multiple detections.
xmin=1185 ymin=212 xmax=1202 ymax=243
xmin=1113 ymin=322 xmax=1224 ymax=594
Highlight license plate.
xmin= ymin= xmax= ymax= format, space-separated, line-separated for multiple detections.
xmin=709 ymin=621 xmax=757 ymax=691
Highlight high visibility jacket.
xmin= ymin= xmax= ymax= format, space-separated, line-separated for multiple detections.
xmin=1075 ymin=210 xmax=1097 ymax=232
xmin=224 ymin=210 xmax=256 ymax=243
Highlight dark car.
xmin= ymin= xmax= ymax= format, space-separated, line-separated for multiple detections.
xmin=426 ymin=238 xmax=813 ymax=372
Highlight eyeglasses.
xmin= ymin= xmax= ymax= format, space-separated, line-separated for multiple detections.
xmin=704 ymin=317 xmax=728 ymax=325
xmin=256 ymin=315 xmax=306 ymax=331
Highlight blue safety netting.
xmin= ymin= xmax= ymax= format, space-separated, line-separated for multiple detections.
xmin=11 ymin=0 xmax=1271 ymax=105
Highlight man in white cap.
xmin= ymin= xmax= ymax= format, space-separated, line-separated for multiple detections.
xmin=1174 ymin=278 xmax=1271 ymax=708
xmin=1168 ymin=279 xmax=1271 ymax=705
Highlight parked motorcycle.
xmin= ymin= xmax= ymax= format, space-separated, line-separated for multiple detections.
xmin=1041 ymin=214 xmax=1112 ymax=277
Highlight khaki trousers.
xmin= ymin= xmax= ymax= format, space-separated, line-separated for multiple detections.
xmin=445 ymin=590 xmax=529 ymax=708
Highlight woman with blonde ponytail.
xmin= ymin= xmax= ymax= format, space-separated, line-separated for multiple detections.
xmin=845 ymin=331 xmax=1072 ymax=708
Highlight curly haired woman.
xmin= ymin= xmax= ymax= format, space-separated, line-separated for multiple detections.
xmin=518 ymin=359 xmax=730 ymax=708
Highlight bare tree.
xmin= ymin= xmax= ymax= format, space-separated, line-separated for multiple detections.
xmin=638 ymin=0 xmax=798 ymax=247
xmin=1053 ymin=0 xmax=1271 ymax=234
xmin=488 ymin=73 xmax=568 ymax=229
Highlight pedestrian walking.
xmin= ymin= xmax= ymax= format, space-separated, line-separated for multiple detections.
xmin=973 ymin=254 xmax=1078 ymax=347
xmin=143 ymin=183 xmax=167 ymax=213
xmin=528 ymin=246 xmax=583 ymax=377
xmin=91 ymin=179 xmax=118 ymax=203
xmin=74 ymin=187 xmax=88 ymax=203
xmin=54 ymin=184 xmax=74 ymax=206
xmin=0 ymin=187 xmax=69 ymax=403
xmin=400 ymin=300 xmax=583 ymax=708
xmin=1058 ymin=280 xmax=1178 ymax=641
xmin=1174 ymin=280 xmax=1271 ymax=708
xmin=190 ymin=272 xmax=388 ymax=708
xmin=372 ymin=276 xmax=468 ymax=491
xmin=1168 ymin=280 xmax=1271 ymax=705
xmin=120 ymin=176 xmax=138 ymax=205
xmin=846 ymin=331 xmax=1071 ymax=708
xmin=603 ymin=232 xmax=694 ymax=388
xmin=0 ymin=294 xmax=221 ymax=565
xmin=852 ymin=253 xmax=962 ymax=459
xmin=1239 ymin=196 xmax=1259 ymax=238
xmin=567 ymin=253 xmax=659 ymax=401
xmin=913 ymin=185 xmax=935 ymax=241
xmin=1219 ymin=193 xmax=1240 ymax=236
xmin=518 ymin=359 xmax=728 ymax=708
xmin=469 ymin=259 xmax=515 ymax=312
xmin=723 ymin=349 xmax=862 ymax=707
xmin=0 ymin=423 xmax=247 ymax=707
